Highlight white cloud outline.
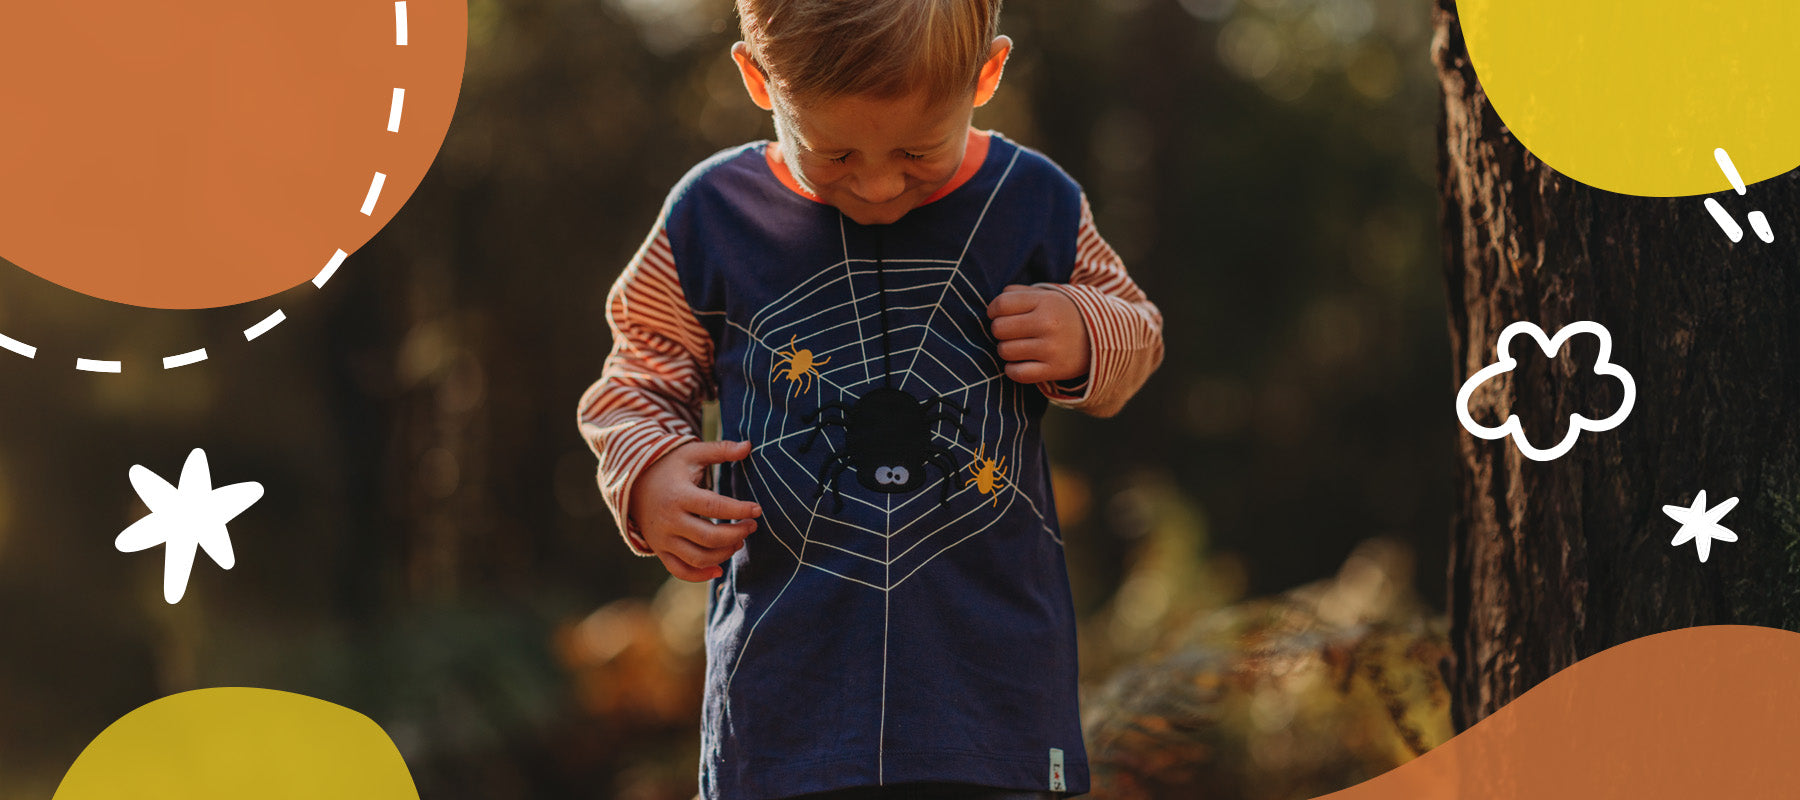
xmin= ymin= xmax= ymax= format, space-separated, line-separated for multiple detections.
xmin=1455 ymin=320 xmax=1636 ymax=462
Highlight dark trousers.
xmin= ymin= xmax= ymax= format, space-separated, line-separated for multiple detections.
xmin=784 ymin=783 xmax=1062 ymax=800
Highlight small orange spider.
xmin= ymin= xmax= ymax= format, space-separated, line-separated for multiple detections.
xmin=771 ymin=335 xmax=830 ymax=397
xmin=964 ymin=444 xmax=1010 ymax=507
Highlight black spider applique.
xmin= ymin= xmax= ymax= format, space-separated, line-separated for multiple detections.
xmin=801 ymin=387 xmax=975 ymax=512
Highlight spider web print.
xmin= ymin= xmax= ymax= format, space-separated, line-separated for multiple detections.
xmin=725 ymin=149 xmax=1060 ymax=600
xmin=712 ymin=147 xmax=1082 ymax=785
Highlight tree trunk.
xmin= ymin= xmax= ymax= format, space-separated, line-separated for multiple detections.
xmin=1435 ymin=0 xmax=1800 ymax=730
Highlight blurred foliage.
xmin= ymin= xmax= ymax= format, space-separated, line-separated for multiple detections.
xmin=1085 ymin=537 xmax=1451 ymax=800
xmin=0 ymin=0 xmax=1447 ymax=797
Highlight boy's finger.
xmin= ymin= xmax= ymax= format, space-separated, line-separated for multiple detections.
xmin=986 ymin=289 xmax=1042 ymax=318
xmin=686 ymin=439 xmax=755 ymax=466
xmin=684 ymin=516 xmax=757 ymax=551
xmin=670 ymin=529 xmax=744 ymax=567
xmin=682 ymin=487 xmax=762 ymax=521
xmin=1003 ymin=360 xmax=1056 ymax=384
xmin=989 ymin=312 xmax=1044 ymax=341
xmin=996 ymin=337 xmax=1047 ymax=363
xmin=657 ymin=550 xmax=722 ymax=583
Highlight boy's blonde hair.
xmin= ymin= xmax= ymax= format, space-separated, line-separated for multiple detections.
xmin=736 ymin=0 xmax=1002 ymax=106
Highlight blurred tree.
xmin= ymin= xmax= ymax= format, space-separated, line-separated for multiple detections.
xmin=1435 ymin=0 xmax=1800 ymax=729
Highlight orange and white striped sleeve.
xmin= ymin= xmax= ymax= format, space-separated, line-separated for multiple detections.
xmin=1037 ymin=194 xmax=1165 ymax=418
xmin=577 ymin=223 xmax=715 ymax=555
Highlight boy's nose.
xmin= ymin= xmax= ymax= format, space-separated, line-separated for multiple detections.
xmin=850 ymin=170 xmax=907 ymax=205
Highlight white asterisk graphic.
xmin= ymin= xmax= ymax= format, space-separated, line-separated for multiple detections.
xmin=1663 ymin=490 xmax=1739 ymax=564
xmin=115 ymin=449 xmax=264 ymax=603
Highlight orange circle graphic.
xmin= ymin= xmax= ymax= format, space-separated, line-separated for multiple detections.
xmin=0 ymin=0 xmax=467 ymax=309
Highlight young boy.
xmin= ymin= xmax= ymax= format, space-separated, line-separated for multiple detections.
xmin=578 ymin=1 xmax=1163 ymax=797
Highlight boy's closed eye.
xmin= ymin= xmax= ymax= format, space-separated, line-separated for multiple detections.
xmin=825 ymin=151 xmax=931 ymax=164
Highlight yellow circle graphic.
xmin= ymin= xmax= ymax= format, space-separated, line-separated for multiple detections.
xmin=1460 ymin=0 xmax=1800 ymax=197
xmin=52 ymin=688 xmax=419 ymax=800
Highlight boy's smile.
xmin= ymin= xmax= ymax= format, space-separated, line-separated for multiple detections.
xmin=771 ymin=91 xmax=972 ymax=226
xmin=731 ymin=37 xmax=1012 ymax=226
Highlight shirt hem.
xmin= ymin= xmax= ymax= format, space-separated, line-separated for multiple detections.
xmin=712 ymin=748 xmax=1090 ymax=800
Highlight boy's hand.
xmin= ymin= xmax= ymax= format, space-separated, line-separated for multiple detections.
xmin=630 ymin=440 xmax=762 ymax=582
xmin=987 ymin=284 xmax=1090 ymax=384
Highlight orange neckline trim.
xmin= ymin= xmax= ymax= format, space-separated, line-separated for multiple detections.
xmin=764 ymin=128 xmax=992 ymax=208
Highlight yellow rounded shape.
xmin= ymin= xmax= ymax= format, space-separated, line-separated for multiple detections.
xmin=53 ymin=688 xmax=419 ymax=800
xmin=1460 ymin=0 xmax=1800 ymax=197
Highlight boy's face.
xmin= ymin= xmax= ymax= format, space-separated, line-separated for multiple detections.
xmin=773 ymin=91 xmax=973 ymax=226
xmin=732 ymin=38 xmax=1011 ymax=227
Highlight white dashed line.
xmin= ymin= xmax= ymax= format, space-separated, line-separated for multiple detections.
xmin=1704 ymin=197 xmax=1744 ymax=243
xmin=162 ymin=349 xmax=209 ymax=369
xmin=19 ymin=8 xmax=408 ymax=372
xmin=0 ymin=333 xmax=37 ymax=359
xmin=244 ymin=310 xmax=286 ymax=341
xmin=360 ymin=172 xmax=386 ymax=216
xmin=388 ymin=88 xmax=405 ymax=132
xmin=314 ymin=249 xmax=348 ymax=288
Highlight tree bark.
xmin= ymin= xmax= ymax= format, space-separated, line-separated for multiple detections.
xmin=1435 ymin=0 xmax=1800 ymax=730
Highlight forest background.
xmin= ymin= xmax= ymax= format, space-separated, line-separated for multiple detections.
xmin=0 ymin=0 xmax=1452 ymax=797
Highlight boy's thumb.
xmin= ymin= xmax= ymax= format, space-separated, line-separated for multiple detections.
xmin=689 ymin=439 xmax=754 ymax=465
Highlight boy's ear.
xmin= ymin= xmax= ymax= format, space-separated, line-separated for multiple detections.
xmin=973 ymin=35 xmax=1012 ymax=108
xmin=731 ymin=42 xmax=775 ymax=111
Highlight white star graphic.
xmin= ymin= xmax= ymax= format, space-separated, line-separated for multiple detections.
xmin=115 ymin=449 xmax=264 ymax=603
xmin=1663 ymin=490 xmax=1739 ymax=563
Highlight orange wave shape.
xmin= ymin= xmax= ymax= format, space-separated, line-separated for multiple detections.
xmin=1322 ymin=625 xmax=1800 ymax=799
xmin=0 ymin=1 xmax=466 ymax=309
